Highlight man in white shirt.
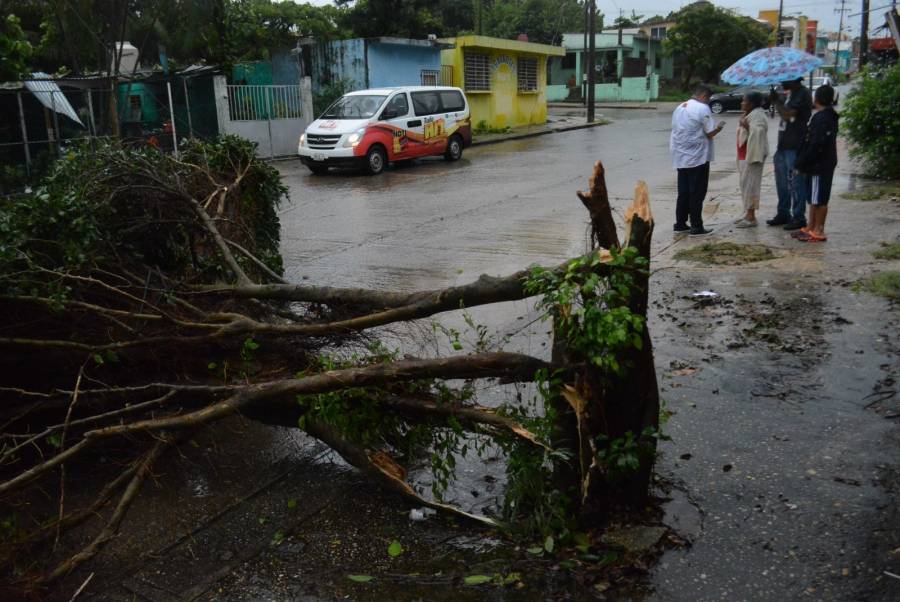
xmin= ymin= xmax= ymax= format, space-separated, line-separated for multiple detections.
xmin=670 ymin=84 xmax=725 ymax=236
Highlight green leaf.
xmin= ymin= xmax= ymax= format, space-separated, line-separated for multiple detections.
xmin=207 ymin=362 xmax=218 ymax=370
xmin=451 ymin=341 xmax=463 ymax=351
xmin=347 ymin=574 xmax=373 ymax=583
xmin=387 ymin=540 xmax=403 ymax=557
xmin=271 ymin=530 xmax=285 ymax=546
xmin=287 ymin=499 xmax=297 ymax=509
xmin=543 ymin=535 xmax=555 ymax=554
xmin=464 ymin=575 xmax=492 ymax=585
xmin=527 ymin=546 xmax=544 ymax=555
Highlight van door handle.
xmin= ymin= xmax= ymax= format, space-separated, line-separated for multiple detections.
xmin=407 ymin=120 xmax=422 ymax=127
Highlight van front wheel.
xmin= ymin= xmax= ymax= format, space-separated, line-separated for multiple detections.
xmin=365 ymin=145 xmax=387 ymax=175
xmin=444 ymin=135 xmax=463 ymax=161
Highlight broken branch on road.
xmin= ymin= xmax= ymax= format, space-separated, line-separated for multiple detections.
xmin=0 ymin=141 xmax=659 ymax=595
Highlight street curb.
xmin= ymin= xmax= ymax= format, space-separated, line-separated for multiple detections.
xmin=471 ymin=120 xmax=609 ymax=147
xmin=549 ymin=102 xmax=659 ymax=110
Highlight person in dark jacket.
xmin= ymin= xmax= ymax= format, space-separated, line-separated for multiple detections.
xmin=794 ymin=85 xmax=839 ymax=243
xmin=768 ymin=78 xmax=813 ymax=231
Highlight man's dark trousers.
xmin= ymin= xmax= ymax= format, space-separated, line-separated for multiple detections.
xmin=675 ymin=162 xmax=710 ymax=229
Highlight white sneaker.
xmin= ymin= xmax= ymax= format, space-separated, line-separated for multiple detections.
xmin=735 ymin=218 xmax=758 ymax=228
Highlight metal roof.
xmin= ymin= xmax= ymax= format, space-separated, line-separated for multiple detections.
xmin=24 ymin=72 xmax=84 ymax=128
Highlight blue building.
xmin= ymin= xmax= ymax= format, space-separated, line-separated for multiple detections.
xmin=310 ymin=37 xmax=453 ymax=94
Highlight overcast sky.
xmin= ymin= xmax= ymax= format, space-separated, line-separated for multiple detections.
xmin=299 ymin=0 xmax=896 ymax=39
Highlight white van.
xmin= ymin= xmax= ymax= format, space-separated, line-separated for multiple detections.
xmin=298 ymin=86 xmax=472 ymax=175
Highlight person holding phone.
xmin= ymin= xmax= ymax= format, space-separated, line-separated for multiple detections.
xmin=670 ymin=83 xmax=725 ymax=237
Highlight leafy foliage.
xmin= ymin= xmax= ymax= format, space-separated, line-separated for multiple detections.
xmin=663 ymin=4 xmax=768 ymax=87
xmin=0 ymin=14 xmax=32 ymax=80
xmin=0 ymin=135 xmax=285 ymax=297
xmin=339 ymin=0 xmax=584 ymax=44
xmin=843 ymin=64 xmax=900 ymax=179
xmin=525 ymin=248 xmax=647 ymax=378
xmin=7 ymin=0 xmax=347 ymax=75
xmin=295 ymin=343 xmax=489 ymax=499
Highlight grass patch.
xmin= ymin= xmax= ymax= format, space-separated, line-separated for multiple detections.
xmin=841 ymin=183 xmax=900 ymax=201
xmin=473 ymin=120 xmax=512 ymax=135
xmin=858 ymin=271 xmax=900 ymax=300
xmin=874 ymin=242 xmax=900 ymax=260
xmin=674 ymin=242 xmax=775 ymax=266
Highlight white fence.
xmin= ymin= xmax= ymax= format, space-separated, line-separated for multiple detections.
xmin=214 ymin=76 xmax=313 ymax=158
xmin=225 ymin=85 xmax=303 ymax=121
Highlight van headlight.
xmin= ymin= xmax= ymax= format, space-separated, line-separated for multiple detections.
xmin=299 ymin=133 xmax=306 ymax=147
xmin=344 ymin=127 xmax=367 ymax=148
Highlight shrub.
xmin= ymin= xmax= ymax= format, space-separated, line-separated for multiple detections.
xmin=313 ymin=78 xmax=352 ymax=118
xmin=842 ymin=64 xmax=900 ymax=178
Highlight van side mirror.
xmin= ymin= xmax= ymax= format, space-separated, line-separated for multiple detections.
xmin=381 ymin=109 xmax=398 ymax=120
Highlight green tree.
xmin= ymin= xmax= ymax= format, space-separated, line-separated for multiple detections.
xmin=0 ymin=14 xmax=33 ymax=80
xmin=843 ymin=64 xmax=900 ymax=178
xmin=612 ymin=10 xmax=644 ymax=29
xmin=341 ymin=0 xmax=584 ymax=45
xmin=663 ymin=4 xmax=768 ymax=88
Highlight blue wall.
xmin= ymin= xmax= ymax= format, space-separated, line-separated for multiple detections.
xmin=310 ymin=39 xmax=442 ymax=93
xmin=310 ymin=39 xmax=368 ymax=93
xmin=271 ymin=51 xmax=301 ymax=85
xmin=366 ymin=43 xmax=441 ymax=88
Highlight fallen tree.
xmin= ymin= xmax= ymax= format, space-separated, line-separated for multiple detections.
xmin=0 ymin=137 xmax=659 ymax=594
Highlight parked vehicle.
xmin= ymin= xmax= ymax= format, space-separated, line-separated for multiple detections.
xmin=810 ymin=77 xmax=839 ymax=104
xmin=298 ymin=86 xmax=472 ymax=175
xmin=709 ymin=85 xmax=783 ymax=114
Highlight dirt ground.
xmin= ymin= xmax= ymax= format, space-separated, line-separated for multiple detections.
xmin=38 ymin=107 xmax=900 ymax=601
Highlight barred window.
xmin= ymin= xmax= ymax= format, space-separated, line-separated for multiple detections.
xmin=464 ymin=53 xmax=490 ymax=91
xmin=420 ymin=69 xmax=439 ymax=86
xmin=518 ymin=57 xmax=538 ymax=91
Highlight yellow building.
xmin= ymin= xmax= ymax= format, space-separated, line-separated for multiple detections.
xmin=440 ymin=36 xmax=565 ymax=129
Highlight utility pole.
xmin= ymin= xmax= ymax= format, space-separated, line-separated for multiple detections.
xmin=587 ymin=0 xmax=596 ymax=122
xmin=834 ymin=0 xmax=850 ymax=76
xmin=583 ymin=1 xmax=588 ymax=106
xmin=776 ymin=0 xmax=784 ymax=46
xmin=860 ymin=0 xmax=869 ymax=67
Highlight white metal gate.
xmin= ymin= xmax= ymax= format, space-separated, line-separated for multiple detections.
xmin=214 ymin=76 xmax=312 ymax=158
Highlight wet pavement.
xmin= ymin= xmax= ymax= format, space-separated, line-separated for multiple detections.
xmin=54 ymin=102 xmax=899 ymax=601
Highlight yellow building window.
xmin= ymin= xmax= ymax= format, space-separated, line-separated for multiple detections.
xmin=517 ymin=58 xmax=538 ymax=92
xmin=464 ymin=53 xmax=490 ymax=91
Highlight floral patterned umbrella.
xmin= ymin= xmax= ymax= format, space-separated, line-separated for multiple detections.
xmin=721 ymin=47 xmax=824 ymax=85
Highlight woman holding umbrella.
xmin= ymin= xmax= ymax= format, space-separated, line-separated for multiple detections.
xmin=720 ymin=48 xmax=822 ymax=230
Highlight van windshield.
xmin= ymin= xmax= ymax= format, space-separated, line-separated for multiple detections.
xmin=322 ymin=95 xmax=387 ymax=119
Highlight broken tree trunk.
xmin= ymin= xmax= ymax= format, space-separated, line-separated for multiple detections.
xmin=558 ymin=163 xmax=660 ymax=518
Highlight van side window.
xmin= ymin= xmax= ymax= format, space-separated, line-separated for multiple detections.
xmin=384 ymin=93 xmax=409 ymax=118
xmin=439 ymin=91 xmax=465 ymax=112
xmin=411 ymin=91 xmax=441 ymax=116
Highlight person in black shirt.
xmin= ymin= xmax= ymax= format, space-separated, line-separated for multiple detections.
xmin=794 ymin=85 xmax=839 ymax=243
xmin=767 ymin=78 xmax=813 ymax=230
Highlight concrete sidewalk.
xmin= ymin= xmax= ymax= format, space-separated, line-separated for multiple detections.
xmin=470 ymin=117 xmax=608 ymax=146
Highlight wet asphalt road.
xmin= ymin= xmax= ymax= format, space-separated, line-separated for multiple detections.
xmin=277 ymin=108 xmax=683 ymax=289
xmin=272 ymin=103 xmax=899 ymax=602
